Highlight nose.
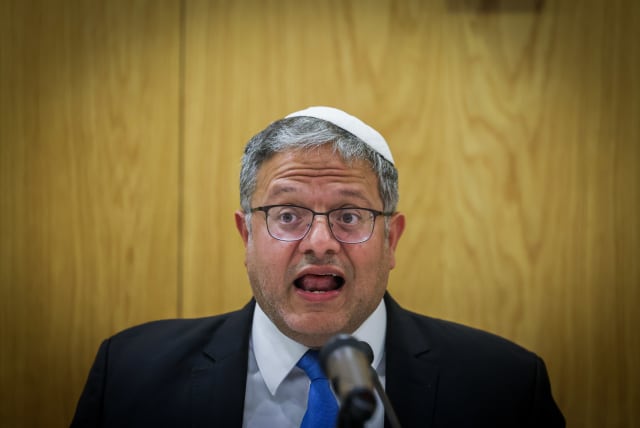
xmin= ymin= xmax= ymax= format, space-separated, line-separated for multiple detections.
xmin=298 ymin=214 xmax=341 ymax=255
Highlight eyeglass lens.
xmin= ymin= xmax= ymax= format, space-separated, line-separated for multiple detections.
xmin=265 ymin=205 xmax=375 ymax=243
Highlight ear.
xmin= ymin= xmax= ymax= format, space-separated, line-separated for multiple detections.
xmin=386 ymin=212 xmax=405 ymax=270
xmin=235 ymin=210 xmax=250 ymax=247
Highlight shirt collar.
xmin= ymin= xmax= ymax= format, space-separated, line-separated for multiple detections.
xmin=251 ymin=299 xmax=387 ymax=395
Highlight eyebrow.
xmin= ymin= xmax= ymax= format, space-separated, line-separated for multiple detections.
xmin=266 ymin=186 xmax=372 ymax=205
xmin=336 ymin=188 xmax=370 ymax=203
xmin=267 ymin=186 xmax=297 ymax=198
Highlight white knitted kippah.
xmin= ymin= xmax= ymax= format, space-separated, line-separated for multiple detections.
xmin=285 ymin=106 xmax=394 ymax=165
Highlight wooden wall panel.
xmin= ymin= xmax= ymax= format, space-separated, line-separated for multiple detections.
xmin=183 ymin=1 xmax=639 ymax=427
xmin=1 ymin=0 xmax=638 ymax=427
xmin=0 ymin=1 xmax=180 ymax=426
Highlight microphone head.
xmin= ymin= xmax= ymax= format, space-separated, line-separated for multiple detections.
xmin=319 ymin=334 xmax=377 ymax=423
xmin=319 ymin=334 xmax=374 ymax=373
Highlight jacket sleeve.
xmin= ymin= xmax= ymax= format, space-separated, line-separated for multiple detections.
xmin=529 ymin=356 xmax=565 ymax=427
xmin=70 ymin=339 xmax=110 ymax=427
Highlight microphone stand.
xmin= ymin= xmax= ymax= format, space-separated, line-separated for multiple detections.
xmin=369 ymin=366 xmax=402 ymax=428
xmin=336 ymin=386 xmax=377 ymax=428
xmin=336 ymin=366 xmax=403 ymax=428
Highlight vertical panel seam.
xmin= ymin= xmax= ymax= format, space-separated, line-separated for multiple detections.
xmin=177 ymin=0 xmax=186 ymax=318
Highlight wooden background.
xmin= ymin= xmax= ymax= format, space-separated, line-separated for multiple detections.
xmin=1 ymin=0 xmax=638 ymax=426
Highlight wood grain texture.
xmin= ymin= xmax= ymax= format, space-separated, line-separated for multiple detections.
xmin=0 ymin=1 xmax=180 ymax=425
xmin=1 ymin=0 xmax=638 ymax=426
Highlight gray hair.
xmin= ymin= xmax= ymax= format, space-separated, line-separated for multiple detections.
xmin=239 ymin=116 xmax=399 ymax=216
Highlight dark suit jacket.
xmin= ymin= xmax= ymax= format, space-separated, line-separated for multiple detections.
xmin=71 ymin=294 xmax=565 ymax=427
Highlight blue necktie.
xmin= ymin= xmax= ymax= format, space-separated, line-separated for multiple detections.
xmin=297 ymin=350 xmax=339 ymax=428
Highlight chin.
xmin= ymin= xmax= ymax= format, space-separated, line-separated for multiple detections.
xmin=285 ymin=317 xmax=347 ymax=346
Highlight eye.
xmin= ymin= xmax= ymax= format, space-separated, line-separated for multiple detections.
xmin=336 ymin=209 xmax=363 ymax=225
xmin=270 ymin=206 xmax=307 ymax=225
xmin=276 ymin=210 xmax=298 ymax=224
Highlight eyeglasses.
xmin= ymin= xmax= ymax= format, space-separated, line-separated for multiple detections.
xmin=250 ymin=204 xmax=393 ymax=244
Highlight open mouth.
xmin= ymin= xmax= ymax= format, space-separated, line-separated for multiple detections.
xmin=294 ymin=273 xmax=345 ymax=293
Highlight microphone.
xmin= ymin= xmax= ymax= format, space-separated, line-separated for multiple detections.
xmin=319 ymin=334 xmax=377 ymax=426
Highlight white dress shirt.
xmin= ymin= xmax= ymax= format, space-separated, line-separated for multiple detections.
xmin=242 ymin=300 xmax=387 ymax=428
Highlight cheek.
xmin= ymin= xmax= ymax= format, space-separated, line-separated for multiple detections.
xmin=247 ymin=241 xmax=270 ymax=273
xmin=355 ymin=238 xmax=390 ymax=267
xmin=246 ymin=238 xmax=292 ymax=281
xmin=354 ymin=244 xmax=392 ymax=286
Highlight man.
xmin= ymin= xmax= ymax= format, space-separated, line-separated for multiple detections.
xmin=71 ymin=107 xmax=565 ymax=427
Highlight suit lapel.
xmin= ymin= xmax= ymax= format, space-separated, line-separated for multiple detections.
xmin=384 ymin=294 xmax=439 ymax=428
xmin=190 ymin=300 xmax=255 ymax=428
xmin=187 ymin=296 xmax=438 ymax=427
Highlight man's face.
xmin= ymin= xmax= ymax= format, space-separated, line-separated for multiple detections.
xmin=235 ymin=145 xmax=405 ymax=347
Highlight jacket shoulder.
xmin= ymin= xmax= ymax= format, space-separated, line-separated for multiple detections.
xmin=386 ymin=295 xmax=536 ymax=363
xmin=110 ymin=311 xmax=236 ymax=348
xmin=70 ymin=302 xmax=255 ymax=427
xmin=384 ymin=294 xmax=565 ymax=427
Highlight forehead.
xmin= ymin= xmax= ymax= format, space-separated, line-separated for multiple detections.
xmin=253 ymin=146 xmax=380 ymax=205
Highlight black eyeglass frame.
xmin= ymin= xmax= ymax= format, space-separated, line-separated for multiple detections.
xmin=249 ymin=204 xmax=393 ymax=244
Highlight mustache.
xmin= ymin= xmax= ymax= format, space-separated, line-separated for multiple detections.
xmin=301 ymin=253 xmax=340 ymax=266
xmin=287 ymin=254 xmax=346 ymax=277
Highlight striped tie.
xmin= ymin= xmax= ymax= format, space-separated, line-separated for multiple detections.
xmin=297 ymin=350 xmax=339 ymax=428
